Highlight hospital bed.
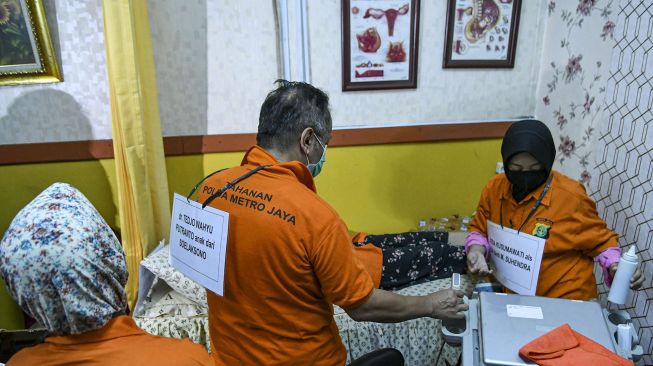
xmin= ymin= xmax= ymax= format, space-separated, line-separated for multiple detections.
xmin=133 ymin=246 xmax=473 ymax=366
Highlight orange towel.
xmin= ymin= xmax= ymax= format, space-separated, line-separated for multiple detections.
xmin=351 ymin=232 xmax=383 ymax=288
xmin=519 ymin=324 xmax=633 ymax=366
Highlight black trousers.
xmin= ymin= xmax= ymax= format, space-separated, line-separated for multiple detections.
xmin=355 ymin=231 xmax=466 ymax=290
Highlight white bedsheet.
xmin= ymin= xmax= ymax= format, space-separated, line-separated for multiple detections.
xmin=135 ymin=276 xmax=473 ymax=366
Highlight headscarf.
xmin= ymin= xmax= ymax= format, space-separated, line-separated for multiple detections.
xmin=0 ymin=183 xmax=128 ymax=335
xmin=501 ymin=120 xmax=556 ymax=202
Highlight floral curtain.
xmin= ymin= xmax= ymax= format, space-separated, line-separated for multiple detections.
xmin=535 ymin=0 xmax=617 ymax=185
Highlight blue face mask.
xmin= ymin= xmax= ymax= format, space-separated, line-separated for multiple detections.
xmin=306 ymin=135 xmax=327 ymax=177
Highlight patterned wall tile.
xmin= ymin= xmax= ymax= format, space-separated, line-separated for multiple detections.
xmin=0 ymin=0 xmax=111 ymax=144
xmin=591 ymin=1 xmax=653 ymax=364
xmin=205 ymin=0 xmax=279 ymax=135
xmin=1 ymin=0 xmax=550 ymax=142
xmin=153 ymin=0 xmax=551 ymax=134
xmin=148 ymin=0 xmax=208 ymax=137
xmin=310 ymin=0 xmax=547 ymax=129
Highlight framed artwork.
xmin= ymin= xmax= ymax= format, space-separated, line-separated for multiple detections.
xmin=342 ymin=0 xmax=420 ymax=91
xmin=0 ymin=0 xmax=61 ymax=86
xmin=443 ymin=0 xmax=521 ymax=68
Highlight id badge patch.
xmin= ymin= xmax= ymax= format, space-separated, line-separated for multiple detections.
xmin=532 ymin=223 xmax=551 ymax=239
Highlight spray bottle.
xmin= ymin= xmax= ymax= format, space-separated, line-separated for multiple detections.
xmin=608 ymin=246 xmax=639 ymax=305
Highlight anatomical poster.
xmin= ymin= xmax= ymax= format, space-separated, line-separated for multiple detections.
xmin=342 ymin=0 xmax=419 ymax=91
xmin=443 ymin=0 xmax=521 ymax=68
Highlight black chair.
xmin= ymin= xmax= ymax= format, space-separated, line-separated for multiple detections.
xmin=0 ymin=328 xmax=47 ymax=363
xmin=348 ymin=348 xmax=404 ymax=366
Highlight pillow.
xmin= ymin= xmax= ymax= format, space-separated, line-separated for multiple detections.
xmin=140 ymin=246 xmax=207 ymax=306
xmin=134 ymin=277 xmax=207 ymax=318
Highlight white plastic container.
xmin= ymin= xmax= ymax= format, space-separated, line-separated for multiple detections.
xmin=608 ymin=246 xmax=639 ymax=305
xmin=617 ymin=323 xmax=632 ymax=353
xmin=442 ymin=273 xmax=467 ymax=334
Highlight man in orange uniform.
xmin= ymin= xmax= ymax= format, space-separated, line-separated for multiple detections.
xmin=466 ymin=120 xmax=644 ymax=300
xmin=196 ymin=80 xmax=468 ymax=365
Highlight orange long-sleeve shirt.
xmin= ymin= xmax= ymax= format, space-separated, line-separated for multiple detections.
xmin=468 ymin=171 xmax=618 ymax=300
xmin=6 ymin=316 xmax=212 ymax=366
xmin=197 ymin=146 xmax=375 ymax=366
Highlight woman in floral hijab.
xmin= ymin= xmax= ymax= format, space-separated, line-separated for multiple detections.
xmin=0 ymin=183 xmax=212 ymax=366
xmin=0 ymin=182 xmax=127 ymax=335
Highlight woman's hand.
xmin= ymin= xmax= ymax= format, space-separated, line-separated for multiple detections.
xmin=609 ymin=264 xmax=645 ymax=289
xmin=467 ymin=245 xmax=493 ymax=276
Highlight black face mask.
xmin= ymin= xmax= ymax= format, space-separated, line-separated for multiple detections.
xmin=505 ymin=170 xmax=548 ymax=203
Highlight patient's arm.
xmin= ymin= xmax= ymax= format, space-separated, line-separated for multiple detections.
xmin=345 ymin=288 xmax=467 ymax=323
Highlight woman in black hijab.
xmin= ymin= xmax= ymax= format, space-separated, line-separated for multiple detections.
xmin=464 ymin=120 xmax=644 ymax=300
xmin=501 ymin=119 xmax=556 ymax=203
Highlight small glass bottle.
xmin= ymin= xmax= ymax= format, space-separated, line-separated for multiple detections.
xmin=418 ymin=220 xmax=428 ymax=232
xmin=460 ymin=216 xmax=471 ymax=232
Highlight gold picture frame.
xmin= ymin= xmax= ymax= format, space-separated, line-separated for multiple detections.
xmin=0 ymin=0 xmax=61 ymax=86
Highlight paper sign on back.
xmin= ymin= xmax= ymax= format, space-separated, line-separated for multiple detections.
xmin=169 ymin=193 xmax=229 ymax=296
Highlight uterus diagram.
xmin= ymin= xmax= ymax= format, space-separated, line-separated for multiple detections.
xmin=362 ymin=4 xmax=409 ymax=37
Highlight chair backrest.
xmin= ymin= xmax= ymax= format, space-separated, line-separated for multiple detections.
xmin=0 ymin=328 xmax=48 ymax=363
xmin=348 ymin=348 xmax=404 ymax=366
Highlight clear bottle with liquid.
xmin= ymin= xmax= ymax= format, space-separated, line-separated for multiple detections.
xmin=418 ymin=220 xmax=428 ymax=232
xmin=460 ymin=216 xmax=471 ymax=232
